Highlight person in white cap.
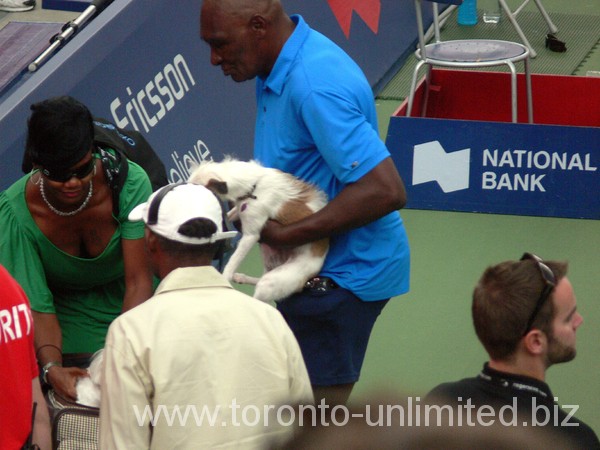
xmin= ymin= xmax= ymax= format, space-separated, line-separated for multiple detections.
xmin=99 ymin=183 xmax=313 ymax=450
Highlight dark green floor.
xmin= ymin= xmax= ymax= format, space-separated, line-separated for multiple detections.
xmin=379 ymin=11 xmax=600 ymax=101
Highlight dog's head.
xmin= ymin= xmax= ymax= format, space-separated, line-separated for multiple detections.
xmin=188 ymin=159 xmax=232 ymax=200
xmin=188 ymin=157 xmax=264 ymax=202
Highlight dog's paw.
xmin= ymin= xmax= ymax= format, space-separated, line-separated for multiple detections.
xmin=233 ymin=273 xmax=260 ymax=285
xmin=232 ymin=273 xmax=246 ymax=284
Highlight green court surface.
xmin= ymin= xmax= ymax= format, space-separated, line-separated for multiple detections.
xmin=357 ymin=211 xmax=600 ymax=431
xmin=234 ymin=212 xmax=600 ymax=432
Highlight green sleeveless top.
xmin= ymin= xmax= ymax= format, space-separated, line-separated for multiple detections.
xmin=0 ymin=161 xmax=152 ymax=353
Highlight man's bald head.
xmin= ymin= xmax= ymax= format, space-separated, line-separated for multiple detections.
xmin=200 ymin=0 xmax=293 ymax=81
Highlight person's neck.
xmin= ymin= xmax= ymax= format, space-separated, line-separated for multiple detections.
xmin=157 ymin=258 xmax=213 ymax=280
xmin=488 ymin=355 xmax=546 ymax=382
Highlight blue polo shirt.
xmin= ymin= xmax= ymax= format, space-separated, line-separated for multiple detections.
xmin=254 ymin=15 xmax=409 ymax=301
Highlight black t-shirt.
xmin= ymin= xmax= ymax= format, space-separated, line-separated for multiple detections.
xmin=426 ymin=363 xmax=600 ymax=450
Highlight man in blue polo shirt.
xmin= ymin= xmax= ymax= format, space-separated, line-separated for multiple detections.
xmin=200 ymin=0 xmax=410 ymax=406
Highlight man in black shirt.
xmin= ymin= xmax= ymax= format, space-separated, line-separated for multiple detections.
xmin=427 ymin=253 xmax=599 ymax=449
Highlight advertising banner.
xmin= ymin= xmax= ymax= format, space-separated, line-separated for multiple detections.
xmin=387 ymin=117 xmax=599 ymax=220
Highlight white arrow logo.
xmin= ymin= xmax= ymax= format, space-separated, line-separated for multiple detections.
xmin=412 ymin=141 xmax=471 ymax=193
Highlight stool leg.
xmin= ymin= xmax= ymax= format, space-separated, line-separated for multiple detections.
xmin=524 ymin=57 xmax=533 ymax=123
xmin=506 ymin=61 xmax=518 ymax=123
xmin=421 ymin=64 xmax=433 ymax=118
xmin=407 ymin=60 xmax=426 ymax=117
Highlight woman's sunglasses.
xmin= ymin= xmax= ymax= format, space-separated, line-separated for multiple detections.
xmin=41 ymin=157 xmax=96 ymax=182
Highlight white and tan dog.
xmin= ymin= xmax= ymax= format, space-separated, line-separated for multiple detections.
xmin=189 ymin=158 xmax=329 ymax=303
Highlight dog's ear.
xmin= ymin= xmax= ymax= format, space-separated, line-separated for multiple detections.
xmin=207 ymin=178 xmax=228 ymax=195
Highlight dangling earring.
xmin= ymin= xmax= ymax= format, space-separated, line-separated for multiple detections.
xmin=29 ymin=168 xmax=41 ymax=185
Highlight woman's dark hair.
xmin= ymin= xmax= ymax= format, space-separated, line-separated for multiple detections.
xmin=26 ymin=96 xmax=94 ymax=171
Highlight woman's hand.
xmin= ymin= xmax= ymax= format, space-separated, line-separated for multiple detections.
xmin=47 ymin=365 xmax=89 ymax=401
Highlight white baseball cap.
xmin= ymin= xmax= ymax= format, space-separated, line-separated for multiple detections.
xmin=129 ymin=183 xmax=238 ymax=245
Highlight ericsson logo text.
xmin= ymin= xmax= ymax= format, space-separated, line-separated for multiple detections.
xmin=110 ymin=54 xmax=196 ymax=133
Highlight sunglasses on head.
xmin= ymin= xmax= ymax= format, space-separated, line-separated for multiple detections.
xmin=41 ymin=157 xmax=96 ymax=182
xmin=520 ymin=252 xmax=556 ymax=336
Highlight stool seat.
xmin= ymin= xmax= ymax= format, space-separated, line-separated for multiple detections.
xmin=406 ymin=0 xmax=534 ymax=124
xmin=421 ymin=40 xmax=529 ymax=64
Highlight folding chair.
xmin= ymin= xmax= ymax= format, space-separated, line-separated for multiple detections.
xmin=406 ymin=0 xmax=533 ymax=123
xmin=499 ymin=0 xmax=558 ymax=58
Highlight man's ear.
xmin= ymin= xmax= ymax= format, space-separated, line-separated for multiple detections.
xmin=145 ymin=228 xmax=159 ymax=253
xmin=522 ymin=329 xmax=547 ymax=356
xmin=250 ymin=14 xmax=268 ymax=35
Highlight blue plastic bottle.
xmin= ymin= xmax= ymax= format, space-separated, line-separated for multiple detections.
xmin=457 ymin=0 xmax=478 ymax=25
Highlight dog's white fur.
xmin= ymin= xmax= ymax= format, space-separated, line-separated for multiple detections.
xmin=189 ymin=158 xmax=329 ymax=303
xmin=75 ymin=349 xmax=103 ymax=408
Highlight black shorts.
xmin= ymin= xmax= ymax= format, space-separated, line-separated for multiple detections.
xmin=277 ymin=285 xmax=389 ymax=386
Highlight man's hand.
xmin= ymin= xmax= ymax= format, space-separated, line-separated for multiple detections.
xmin=259 ymin=219 xmax=288 ymax=247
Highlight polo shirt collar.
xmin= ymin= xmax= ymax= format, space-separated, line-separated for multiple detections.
xmin=156 ymin=265 xmax=232 ymax=295
xmin=260 ymin=14 xmax=309 ymax=95
xmin=480 ymin=362 xmax=553 ymax=399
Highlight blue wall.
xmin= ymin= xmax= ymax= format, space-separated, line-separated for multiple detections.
xmin=0 ymin=0 xmax=418 ymax=190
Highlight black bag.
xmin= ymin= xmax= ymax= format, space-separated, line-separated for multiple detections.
xmin=92 ymin=118 xmax=167 ymax=192
xmin=92 ymin=118 xmax=168 ymax=215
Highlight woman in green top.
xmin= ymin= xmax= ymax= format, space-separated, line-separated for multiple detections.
xmin=0 ymin=96 xmax=155 ymax=401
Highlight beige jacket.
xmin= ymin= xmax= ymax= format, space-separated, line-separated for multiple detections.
xmin=99 ymin=266 xmax=312 ymax=449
